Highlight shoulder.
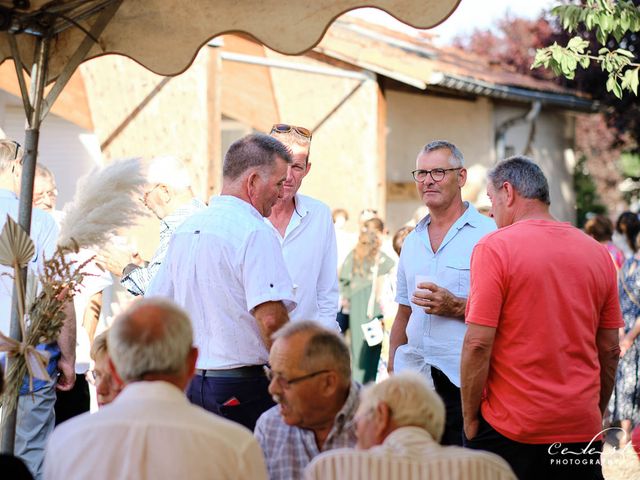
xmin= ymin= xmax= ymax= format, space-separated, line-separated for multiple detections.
xmin=299 ymin=195 xmax=332 ymax=218
xmin=255 ymin=405 xmax=284 ymax=434
xmin=31 ymin=206 xmax=58 ymax=235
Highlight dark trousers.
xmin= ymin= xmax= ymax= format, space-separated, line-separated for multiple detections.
xmin=54 ymin=374 xmax=90 ymax=425
xmin=187 ymin=374 xmax=274 ymax=431
xmin=464 ymin=413 xmax=604 ymax=480
xmin=431 ymin=367 xmax=463 ymax=446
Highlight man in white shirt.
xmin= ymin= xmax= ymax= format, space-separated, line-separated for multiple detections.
xmin=0 ymin=140 xmax=76 ymax=480
xmin=148 ymin=134 xmax=296 ymax=430
xmin=267 ymin=124 xmax=338 ymax=330
xmin=44 ymin=298 xmax=268 ymax=480
xmin=388 ymin=140 xmax=495 ymax=446
xmin=305 ymin=372 xmax=516 ymax=480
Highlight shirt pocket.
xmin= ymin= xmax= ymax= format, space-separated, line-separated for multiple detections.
xmin=443 ymin=257 xmax=470 ymax=296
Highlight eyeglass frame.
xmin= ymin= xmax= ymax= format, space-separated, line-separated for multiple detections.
xmin=411 ymin=167 xmax=462 ymax=183
xmin=263 ymin=365 xmax=330 ymax=389
xmin=270 ymin=123 xmax=313 ymax=140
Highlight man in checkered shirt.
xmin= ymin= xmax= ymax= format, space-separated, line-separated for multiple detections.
xmin=255 ymin=321 xmax=360 ymax=480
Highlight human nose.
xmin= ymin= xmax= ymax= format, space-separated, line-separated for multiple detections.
xmin=268 ymin=375 xmax=282 ymax=397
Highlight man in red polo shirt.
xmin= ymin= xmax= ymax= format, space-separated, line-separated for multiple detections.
xmin=461 ymin=156 xmax=623 ymax=480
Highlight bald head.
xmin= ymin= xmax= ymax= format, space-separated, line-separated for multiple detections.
xmin=108 ymin=298 xmax=194 ymax=383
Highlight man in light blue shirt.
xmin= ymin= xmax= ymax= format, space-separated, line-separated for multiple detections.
xmin=388 ymin=140 xmax=495 ymax=447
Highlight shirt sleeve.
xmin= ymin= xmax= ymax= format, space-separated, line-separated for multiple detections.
xmin=315 ymin=211 xmax=339 ymax=326
xmin=465 ymin=241 xmax=505 ymax=328
xmin=599 ymin=254 xmax=624 ymax=329
xmin=243 ymin=229 xmax=296 ymax=312
xmin=394 ymin=247 xmax=410 ymax=306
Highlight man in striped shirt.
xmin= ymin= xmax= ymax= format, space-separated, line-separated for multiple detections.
xmin=304 ymin=373 xmax=515 ymax=480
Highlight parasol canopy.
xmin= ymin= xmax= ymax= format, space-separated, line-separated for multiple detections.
xmin=0 ymin=0 xmax=460 ymax=84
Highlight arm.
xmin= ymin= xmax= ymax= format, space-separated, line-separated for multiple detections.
xmin=253 ymin=300 xmax=289 ymax=350
xmin=620 ymin=316 xmax=640 ymax=356
xmin=83 ymin=291 xmax=103 ymax=343
xmin=596 ymin=327 xmax=621 ymax=415
xmin=316 ymin=216 xmax=339 ymax=325
xmin=388 ymin=304 xmax=411 ymax=373
xmin=412 ymin=281 xmax=466 ymax=319
xmin=460 ymin=323 xmax=496 ymax=439
xmin=56 ymin=300 xmax=76 ymax=391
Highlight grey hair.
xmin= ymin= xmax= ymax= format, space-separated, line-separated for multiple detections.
xmin=146 ymin=156 xmax=192 ymax=190
xmin=359 ymin=372 xmax=445 ymax=442
xmin=488 ymin=156 xmax=550 ymax=205
xmin=272 ymin=321 xmax=351 ymax=385
xmin=420 ymin=140 xmax=464 ymax=167
xmin=223 ymin=133 xmax=292 ymax=181
xmin=108 ymin=298 xmax=193 ymax=383
xmin=0 ymin=139 xmax=23 ymax=174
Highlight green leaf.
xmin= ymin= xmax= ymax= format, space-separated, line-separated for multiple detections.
xmin=579 ymin=56 xmax=591 ymax=69
xmin=616 ymin=48 xmax=635 ymax=58
xmin=596 ymin=27 xmax=607 ymax=45
xmin=631 ymin=68 xmax=639 ymax=95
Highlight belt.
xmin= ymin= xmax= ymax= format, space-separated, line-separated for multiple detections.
xmin=196 ymin=365 xmax=265 ymax=378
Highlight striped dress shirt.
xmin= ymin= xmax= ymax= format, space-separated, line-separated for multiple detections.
xmin=304 ymin=426 xmax=516 ymax=480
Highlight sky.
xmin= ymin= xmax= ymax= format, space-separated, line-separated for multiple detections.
xmin=352 ymin=0 xmax=556 ymax=44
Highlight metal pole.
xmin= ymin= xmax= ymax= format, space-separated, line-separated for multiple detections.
xmin=0 ymin=34 xmax=50 ymax=455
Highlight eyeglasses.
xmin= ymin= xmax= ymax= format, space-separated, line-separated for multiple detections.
xmin=411 ymin=168 xmax=462 ymax=183
xmin=263 ymin=365 xmax=330 ymax=389
xmin=34 ymin=188 xmax=57 ymax=202
xmin=270 ymin=124 xmax=312 ymax=140
xmin=142 ymin=184 xmax=161 ymax=204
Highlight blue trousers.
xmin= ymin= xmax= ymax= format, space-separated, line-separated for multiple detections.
xmin=186 ymin=374 xmax=274 ymax=431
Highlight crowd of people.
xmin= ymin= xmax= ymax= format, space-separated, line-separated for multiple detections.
xmin=0 ymin=129 xmax=639 ymax=480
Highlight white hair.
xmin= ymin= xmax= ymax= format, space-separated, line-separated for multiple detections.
xmin=108 ymin=298 xmax=193 ymax=382
xmin=359 ymin=372 xmax=445 ymax=442
xmin=146 ymin=156 xmax=192 ymax=190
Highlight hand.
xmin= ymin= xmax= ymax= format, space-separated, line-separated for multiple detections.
xmin=56 ymin=357 xmax=76 ymax=392
xmin=464 ymin=416 xmax=480 ymax=441
xmin=411 ymin=282 xmax=465 ymax=318
xmin=620 ymin=335 xmax=634 ymax=357
xmin=96 ymin=243 xmax=144 ymax=277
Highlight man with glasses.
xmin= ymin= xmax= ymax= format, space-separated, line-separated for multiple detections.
xmin=0 ymin=139 xmax=76 ymax=479
xmin=255 ymin=321 xmax=359 ymax=480
xmin=388 ymin=140 xmax=495 ymax=447
xmin=98 ymin=155 xmax=205 ymax=296
xmin=267 ymin=124 xmax=339 ymax=330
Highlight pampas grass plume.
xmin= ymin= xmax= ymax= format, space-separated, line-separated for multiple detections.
xmin=57 ymin=158 xmax=147 ymax=250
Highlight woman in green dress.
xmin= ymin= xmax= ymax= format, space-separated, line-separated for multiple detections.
xmin=339 ymin=229 xmax=394 ymax=383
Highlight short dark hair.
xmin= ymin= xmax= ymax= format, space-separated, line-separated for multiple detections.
xmin=584 ymin=215 xmax=614 ymax=242
xmin=488 ymin=156 xmax=550 ymax=205
xmin=223 ymin=133 xmax=292 ymax=180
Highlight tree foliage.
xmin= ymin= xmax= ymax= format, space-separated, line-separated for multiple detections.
xmin=532 ymin=0 xmax=640 ymax=98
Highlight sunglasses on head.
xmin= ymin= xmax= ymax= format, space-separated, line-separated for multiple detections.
xmin=270 ymin=124 xmax=312 ymax=140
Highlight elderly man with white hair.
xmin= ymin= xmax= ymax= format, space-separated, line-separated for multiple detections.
xmin=44 ymin=298 xmax=268 ymax=480
xmin=304 ymin=372 xmax=516 ymax=480
xmin=101 ymin=155 xmax=205 ymax=296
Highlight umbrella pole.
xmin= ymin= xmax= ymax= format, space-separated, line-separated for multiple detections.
xmin=0 ymin=34 xmax=50 ymax=455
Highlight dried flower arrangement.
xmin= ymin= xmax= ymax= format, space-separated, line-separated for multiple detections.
xmin=0 ymin=158 xmax=147 ymax=412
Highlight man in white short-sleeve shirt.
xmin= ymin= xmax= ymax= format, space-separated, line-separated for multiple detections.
xmin=148 ymin=133 xmax=296 ymax=431
xmin=267 ymin=124 xmax=338 ymax=330
xmin=388 ymin=140 xmax=495 ymax=446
